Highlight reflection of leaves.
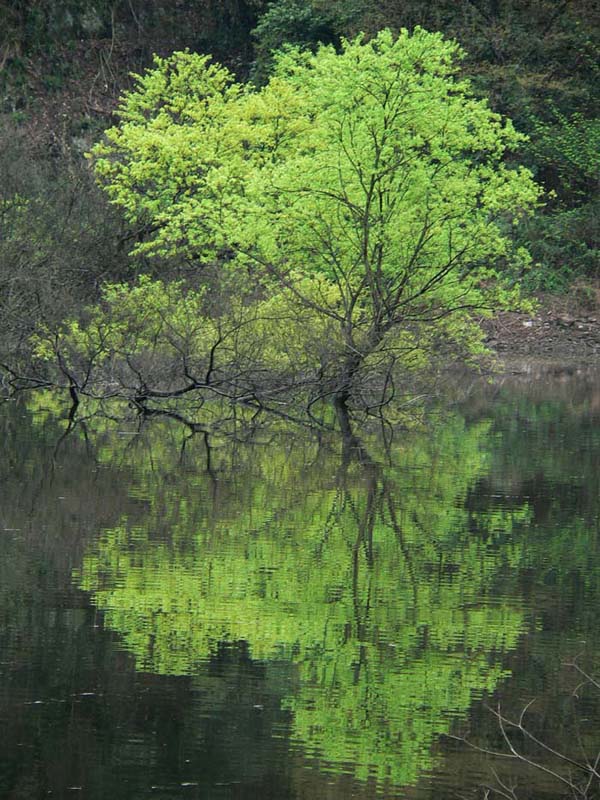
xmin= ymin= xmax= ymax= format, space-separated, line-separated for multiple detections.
xmin=287 ymin=649 xmax=512 ymax=785
xmin=76 ymin=412 xmax=528 ymax=788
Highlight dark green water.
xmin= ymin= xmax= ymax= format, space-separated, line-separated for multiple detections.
xmin=1 ymin=373 xmax=600 ymax=799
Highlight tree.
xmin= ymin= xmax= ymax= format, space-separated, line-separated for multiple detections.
xmin=261 ymin=1 xmax=599 ymax=290
xmin=77 ymin=29 xmax=540 ymax=423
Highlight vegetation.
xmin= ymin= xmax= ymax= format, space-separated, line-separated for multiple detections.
xmin=253 ymin=1 xmax=599 ymax=289
xmin=10 ymin=29 xmax=540 ymax=426
xmin=0 ymin=6 xmax=598 ymax=795
xmin=1 ymin=1 xmax=597 ymax=419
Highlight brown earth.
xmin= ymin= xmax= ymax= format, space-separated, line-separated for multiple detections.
xmin=482 ymin=287 xmax=600 ymax=368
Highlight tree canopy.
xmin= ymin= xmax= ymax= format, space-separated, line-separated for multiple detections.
xmin=56 ymin=28 xmax=537 ymax=420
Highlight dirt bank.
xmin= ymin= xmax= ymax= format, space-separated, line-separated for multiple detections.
xmin=483 ymin=291 xmax=600 ymax=369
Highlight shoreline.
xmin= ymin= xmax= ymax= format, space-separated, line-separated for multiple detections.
xmin=482 ymin=293 xmax=600 ymax=370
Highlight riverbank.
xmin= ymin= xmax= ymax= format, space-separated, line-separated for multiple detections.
xmin=483 ymin=288 xmax=600 ymax=368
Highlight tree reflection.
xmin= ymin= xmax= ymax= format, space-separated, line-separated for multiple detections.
xmin=76 ymin=413 xmax=530 ymax=788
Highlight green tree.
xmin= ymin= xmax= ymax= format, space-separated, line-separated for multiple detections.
xmin=252 ymin=1 xmax=599 ymax=289
xmin=330 ymin=1 xmax=600 ymax=287
xmin=88 ymin=29 xmax=539 ymax=420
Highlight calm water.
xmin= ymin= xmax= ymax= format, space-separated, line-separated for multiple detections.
xmin=1 ymin=373 xmax=600 ymax=800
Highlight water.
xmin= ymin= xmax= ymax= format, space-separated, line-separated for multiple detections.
xmin=1 ymin=372 xmax=599 ymax=799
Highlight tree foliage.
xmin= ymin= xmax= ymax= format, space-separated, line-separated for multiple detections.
xmin=68 ymin=29 xmax=539 ymax=415
xmin=252 ymin=1 xmax=599 ymax=287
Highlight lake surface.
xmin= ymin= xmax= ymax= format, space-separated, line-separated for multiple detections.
xmin=1 ymin=372 xmax=600 ymax=799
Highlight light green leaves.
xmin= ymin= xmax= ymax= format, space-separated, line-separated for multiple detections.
xmin=91 ymin=29 xmax=540 ymax=289
xmin=79 ymin=29 xmax=543 ymax=408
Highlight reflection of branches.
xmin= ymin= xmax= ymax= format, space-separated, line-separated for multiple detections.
xmin=314 ymin=487 xmax=347 ymax=559
xmin=22 ymin=408 xmax=101 ymax=518
xmin=383 ymin=486 xmax=419 ymax=612
xmin=139 ymin=406 xmax=212 ymax=436
xmin=452 ymin=661 xmax=600 ymax=799
xmin=51 ymin=409 xmax=89 ymax=462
